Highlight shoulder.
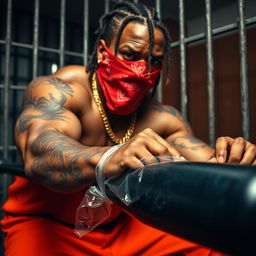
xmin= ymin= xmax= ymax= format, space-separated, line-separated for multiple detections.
xmin=24 ymin=65 xmax=92 ymax=115
xmin=148 ymin=101 xmax=193 ymax=136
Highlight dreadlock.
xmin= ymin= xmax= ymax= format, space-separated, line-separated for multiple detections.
xmin=86 ymin=0 xmax=172 ymax=86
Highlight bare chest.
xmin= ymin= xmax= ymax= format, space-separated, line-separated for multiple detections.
xmin=78 ymin=108 xmax=168 ymax=147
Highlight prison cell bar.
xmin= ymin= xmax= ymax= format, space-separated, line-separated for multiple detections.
xmin=105 ymin=0 xmax=110 ymax=14
xmin=179 ymin=0 xmax=188 ymax=120
xmin=60 ymin=0 xmax=66 ymax=68
xmin=238 ymin=0 xmax=250 ymax=140
xmin=205 ymin=0 xmax=216 ymax=147
xmin=32 ymin=0 xmax=39 ymax=79
xmin=83 ymin=0 xmax=89 ymax=66
xmin=2 ymin=0 xmax=13 ymax=203
xmin=155 ymin=0 xmax=163 ymax=103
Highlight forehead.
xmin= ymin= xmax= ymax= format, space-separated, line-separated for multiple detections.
xmin=114 ymin=22 xmax=166 ymax=50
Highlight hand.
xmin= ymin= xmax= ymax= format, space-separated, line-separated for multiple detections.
xmin=104 ymin=128 xmax=182 ymax=178
xmin=208 ymin=136 xmax=256 ymax=165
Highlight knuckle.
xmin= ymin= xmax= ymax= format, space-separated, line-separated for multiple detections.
xmin=136 ymin=131 xmax=148 ymax=140
xmin=247 ymin=144 xmax=256 ymax=151
xmin=120 ymin=158 xmax=128 ymax=167
xmin=122 ymin=149 xmax=131 ymax=158
xmin=143 ymin=128 xmax=153 ymax=134
xmin=216 ymin=137 xmax=225 ymax=143
xmin=234 ymin=137 xmax=244 ymax=143
xmin=130 ymin=138 xmax=143 ymax=147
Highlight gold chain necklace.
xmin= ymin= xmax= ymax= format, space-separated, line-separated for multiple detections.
xmin=91 ymin=73 xmax=137 ymax=144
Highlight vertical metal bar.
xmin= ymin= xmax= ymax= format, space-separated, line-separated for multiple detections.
xmin=205 ymin=0 xmax=215 ymax=146
xmin=238 ymin=0 xmax=249 ymax=140
xmin=32 ymin=0 xmax=39 ymax=78
xmin=155 ymin=0 xmax=162 ymax=103
xmin=59 ymin=0 xmax=66 ymax=68
xmin=179 ymin=0 xmax=187 ymax=119
xmin=104 ymin=0 xmax=110 ymax=14
xmin=83 ymin=0 xmax=89 ymax=66
xmin=3 ymin=0 xmax=12 ymax=202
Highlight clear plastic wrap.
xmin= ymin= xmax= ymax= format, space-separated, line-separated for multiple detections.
xmin=75 ymin=155 xmax=186 ymax=238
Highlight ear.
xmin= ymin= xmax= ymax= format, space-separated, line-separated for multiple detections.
xmin=97 ymin=39 xmax=107 ymax=62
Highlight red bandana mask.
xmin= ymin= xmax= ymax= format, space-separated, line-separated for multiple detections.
xmin=96 ymin=45 xmax=161 ymax=115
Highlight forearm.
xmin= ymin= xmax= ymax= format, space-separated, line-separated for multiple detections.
xmin=24 ymin=130 xmax=108 ymax=192
xmin=166 ymin=133 xmax=214 ymax=161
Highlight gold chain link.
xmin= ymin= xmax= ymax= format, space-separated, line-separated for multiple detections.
xmin=91 ymin=73 xmax=137 ymax=144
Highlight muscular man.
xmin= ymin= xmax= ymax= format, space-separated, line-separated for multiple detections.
xmin=2 ymin=2 xmax=255 ymax=255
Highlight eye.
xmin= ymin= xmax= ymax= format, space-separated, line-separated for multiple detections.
xmin=122 ymin=51 xmax=135 ymax=60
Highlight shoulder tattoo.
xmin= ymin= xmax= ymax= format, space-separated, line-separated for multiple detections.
xmin=17 ymin=78 xmax=74 ymax=134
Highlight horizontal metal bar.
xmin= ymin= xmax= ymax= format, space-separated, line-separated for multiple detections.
xmin=0 ymin=40 xmax=33 ymax=48
xmin=38 ymin=46 xmax=61 ymax=54
xmin=10 ymin=85 xmax=27 ymax=90
xmin=1 ymin=17 xmax=255 ymax=52
xmin=0 ymin=41 xmax=84 ymax=58
xmin=171 ymin=16 xmax=256 ymax=48
xmin=0 ymin=85 xmax=27 ymax=90
xmin=0 ymin=146 xmax=17 ymax=151
xmin=65 ymin=50 xmax=83 ymax=57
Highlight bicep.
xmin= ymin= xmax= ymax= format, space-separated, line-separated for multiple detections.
xmin=15 ymin=78 xmax=83 ymax=160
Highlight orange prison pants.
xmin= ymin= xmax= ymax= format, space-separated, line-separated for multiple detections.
xmin=2 ymin=214 xmax=229 ymax=256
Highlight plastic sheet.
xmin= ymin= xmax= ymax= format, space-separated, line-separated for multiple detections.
xmin=75 ymin=155 xmax=186 ymax=237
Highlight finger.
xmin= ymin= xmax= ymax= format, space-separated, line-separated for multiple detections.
xmin=155 ymin=155 xmax=186 ymax=163
xmin=146 ymin=137 xmax=181 ymax=159
xmin=240 ymin=144 xmax=256 ymax=165
xmin=120 ymin=156 xmax=145 ymax=170
xmin=228 ymin=137 xmax=246 ymax=164
xmin=215 ymin=136 xmax=232 ymax=163
xmin=106 ymin=156 xmax=144 ymax=179
xmin=134 ymin=147 xmax=160 ymax=165
xmin=208 ymin=157 xmax=218 ymax=163
xmin=143 ymin=128 xmax=181 ymax=158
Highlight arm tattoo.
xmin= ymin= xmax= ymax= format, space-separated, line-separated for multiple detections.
xmin=17 ymin=78 xmax=74 ymax=134
xmin=47 ymin=78 xmax=74 ymax=97
xmin=153 ymin=104 xmax=192 ymax=132
xmin=168 ymin=135 xmax=208 ymax=151
xmin=30 ymin=130 xmax=103 ymax=187
xmin=17 ymin=93 xmax=68 ymax=133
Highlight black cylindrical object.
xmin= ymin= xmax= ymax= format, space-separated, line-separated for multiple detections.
xmin=1 ymin=159 xmax=256 ymax=255
xmin=106 ymin=162 xmax=256 ymax=256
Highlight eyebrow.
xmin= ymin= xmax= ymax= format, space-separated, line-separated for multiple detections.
xmin=120 ymin=45 xmax=164 ymax=58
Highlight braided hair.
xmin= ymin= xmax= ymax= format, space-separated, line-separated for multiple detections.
xmin=86 ymin=1 xmax=172 ymax=87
